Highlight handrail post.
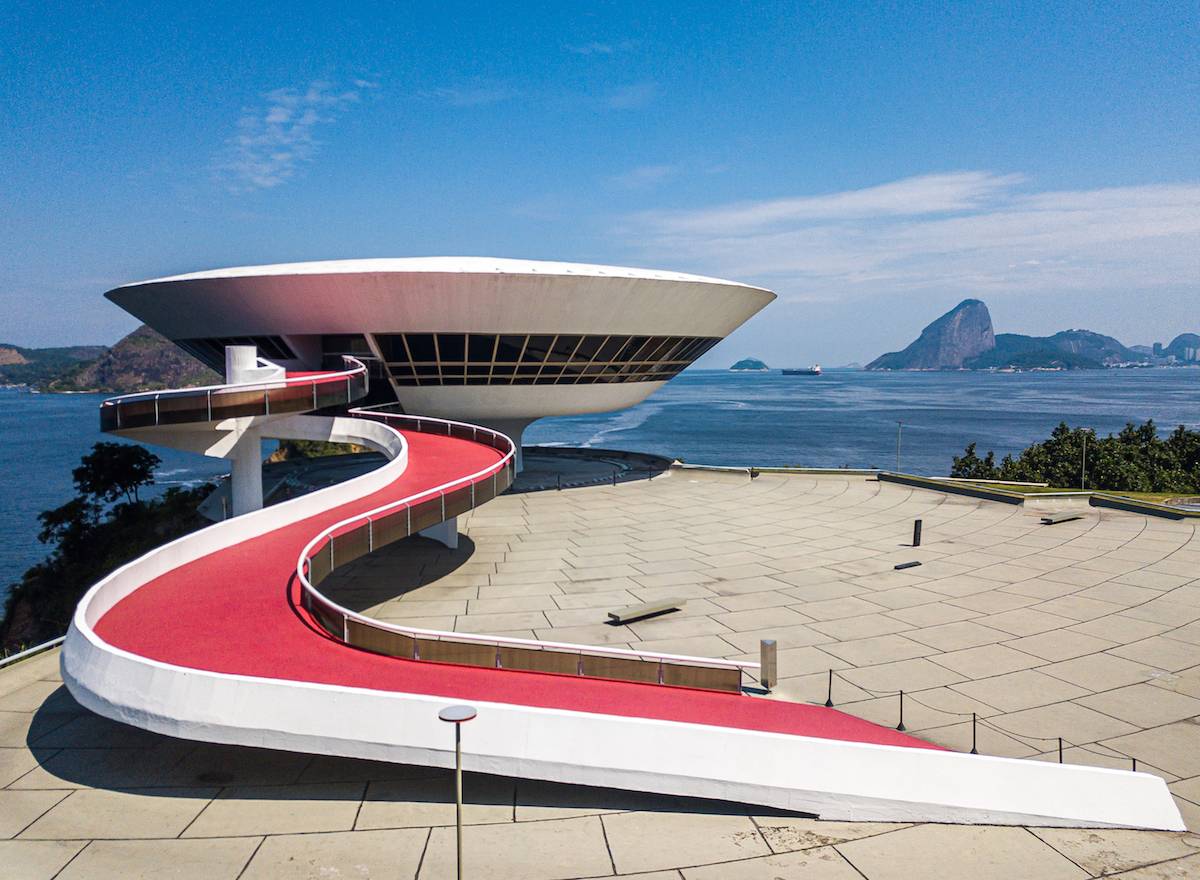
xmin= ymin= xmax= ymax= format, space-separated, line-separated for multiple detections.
xmin=207 ymin=389 xmax=212 ymax=422
xmin=154 ymin=393 xmax=160 ymax=425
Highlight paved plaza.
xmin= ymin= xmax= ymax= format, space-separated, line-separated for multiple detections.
xmin=3 ymin=470 xmax=1200 ymax=877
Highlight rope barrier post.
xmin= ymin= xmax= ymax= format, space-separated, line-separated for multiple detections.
xmin=1132 ymin=757 xmax=1137 ymax=772
xmin=825 ymin=669 xmax=834 ymax=707
xmin=896 ymin=690 xmax=906 ymax=731
xmin=1058 ymin=737 xmax=1064 ymax=763
xmin=912 ymin=518 xmax=923 ymax=547
xmin=971 ymin=712 xmax=978 ymax=754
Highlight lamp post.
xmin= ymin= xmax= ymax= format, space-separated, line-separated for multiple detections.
xmin=438 ymin=704 xmax=477 ymax=880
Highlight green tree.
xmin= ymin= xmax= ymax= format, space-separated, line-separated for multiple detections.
xmin=950 ymin=443 xmax=999 ymax=479
xmin=72 ymin=442 xmax=161 ymax=504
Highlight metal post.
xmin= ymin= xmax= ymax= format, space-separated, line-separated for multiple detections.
xmin=912 ymin=519 xmax=923 ymax=547
xmin=1081 ymin=434 xmax=1087 ymax=490
xmin=648 ymin=467 xmax=654 ymax=481
xmin=760 ymin=639 xmax=777 ymax=691
xmin=825 ymin=669 xmax=834 ymax=707
xmin=1132 ymin=757 xmax=1137 ymax=772
xmin=557 ymin=473 xmax=562 ymax=491
xmin=612 ymin=469 xmax=618 ymax=487
xmin=970 ymin=713 xmax=978 ymax=754
xmin=896 ymin=421 xmax=902 ymax=472
xmin=438 ymin=705 xmax=477 ymax=880
xmin=896 ymin=690 xmax=906 ymax=731
xmin=1058 ymin=737 xmax=1063 ymax=763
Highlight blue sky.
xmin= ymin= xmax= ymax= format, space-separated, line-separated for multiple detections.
xmin=2 ymin=1 xmax=1197 ymax=366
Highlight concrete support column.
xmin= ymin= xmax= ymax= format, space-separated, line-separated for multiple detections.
xmin=419 ymin=516 xmax=459 ymax=549
xmin=223 ymin=345 xmax=276 ymax=517
xmin=474 ymin=418 xmax=534 ymax=473
xmin=229 ymin=430 xmax=263 ymax=516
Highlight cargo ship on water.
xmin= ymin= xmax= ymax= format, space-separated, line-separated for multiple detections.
xmin=782 ymin=364 xmax=821 ymax=376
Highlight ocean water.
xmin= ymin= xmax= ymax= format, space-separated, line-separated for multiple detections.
xmin=2 ymin=369 xmax=1198 ymax=609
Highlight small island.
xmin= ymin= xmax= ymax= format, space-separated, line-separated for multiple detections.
xmin=729 ymin=358 xmax=769 ymax=372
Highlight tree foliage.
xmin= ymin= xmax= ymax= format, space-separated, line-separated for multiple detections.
xmin=72 ymin=441 xmax=160 ymax=504
xmin=950 ymin=421 xmax=1200 ymax=492
xmin=1 ymin=443 xmax=210 ymax=651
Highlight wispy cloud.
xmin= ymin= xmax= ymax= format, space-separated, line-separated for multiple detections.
xmin=213 ymin=79 xmax=367 ymax=193
xmin=624 ymin=172 xmax=1200 ymax=300
xmin=610 ymin=163 xmax=680 ymax=189
xmin=566 ymin=39 xmax=637 ymax=55
xmin=605 ymin=81 xmax=657 ymax=109
xmin=421 ymin=83 xmax=518 ymax=107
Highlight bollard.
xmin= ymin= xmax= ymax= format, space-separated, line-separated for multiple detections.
xmin=760 ymin=639 xmax=777 ymax=691
xmin=912 ymin=519 xmax=923 ymax=547
xmin=557 ymin=473 xmax=562 ymax=491
xmin=970 ymin=712 xmax=978 ymax=754
xmin=896 ymin=690 xmax=906 ymax=731
xmin=825 ymin=669 xmax=834 ymax=707
xmin=1058 ymin=737 xmax=1064 ymax=763
xmin=1132 ymin=757 xmax=1137 ymax=772
xmin=612 ymin=469 xmax=618 ymax=487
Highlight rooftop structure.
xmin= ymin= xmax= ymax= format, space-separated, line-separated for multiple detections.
xmin=104 ymin=257 xmax=777 ymax=457
xmin=6 ymin=473 xmax=1200 ymax=876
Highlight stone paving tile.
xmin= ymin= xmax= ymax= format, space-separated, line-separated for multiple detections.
xmin=357 ymin=774 xmax=515 ymax=829
xmin=59 ymin=837 xmax=260 ymax=880
xmin=808 ymin=613 xmax=911 ymax=641
xmin=930 ymin=643 xmax=1044 ymax=679
xmin=0 ymin=790 xmax=69 ymax=839
xmin=992 ymin=701 xmax=1140 ymax=744
xmin=1032 ymin=827 xmax=1200 ymax=876
xmin=421 ymin=816 xmax=613 ymax=880
xmin=951 ymin=669 xmax=1090 ymax=713
xmin=0 ymin=840 xmax=87 ymax=880
xmin=836 ymin=823 xmax=1089 ymax=879
xmin=183 ymin=781 xmax=364 ymax=837
xmin=836 ymin=657 xmax=965 ymax=693
xmin=821 ymin=634 xmax=936 ymax=667
xmin=1110 ymin=637 xmax=1200 ymax=672
xmin=683 ymin=844 xmax=862 ymax=879
xmin=602 ymin=811 xmax=769 ymax=874
xmin=20 ymin=787 xmax=218 ymax=840
xmin=1006 ymin=630 xmax=1118 ymax=662
xmin=241 ymin=828 xmax=428 ymax=880
xmin=1103 ymin=722 xmax=1200 ymax=779
xmin=1078 ymin=684 xmax=1200 ymax=728
xmin=907 ymin=620 xmax=1010 ymax=652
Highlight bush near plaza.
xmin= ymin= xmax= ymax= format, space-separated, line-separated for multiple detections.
xmin=1 ymin=443 xmax=213 ymax=652
xmin=951 ymin=421 xmax=1200 ymax=493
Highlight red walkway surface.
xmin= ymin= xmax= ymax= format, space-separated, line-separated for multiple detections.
xmin=95 ymin=428 xmax=940 ymax=751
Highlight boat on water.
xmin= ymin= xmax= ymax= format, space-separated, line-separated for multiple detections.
xmin=782 ymin=364 xmax=822 ymax=376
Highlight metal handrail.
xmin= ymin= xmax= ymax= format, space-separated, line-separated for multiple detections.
xmin=99 ymin=356 xmax=368 ymax=408
xmin=296 ymin=408 xmax=759 ymax=684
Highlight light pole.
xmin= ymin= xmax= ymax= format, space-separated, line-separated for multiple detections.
xmin=438 ymin=705 xmax=476 ymax=880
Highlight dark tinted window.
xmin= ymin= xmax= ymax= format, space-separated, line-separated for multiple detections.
xmin=436 ymin=334 xmax=466 ymax=362
xmin=467 ymin=334 xmax=496 ymax=361
xmin=405 ymin=334 xmax=436 ymax=361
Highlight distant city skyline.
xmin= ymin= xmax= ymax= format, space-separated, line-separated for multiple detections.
xmin=2 ymin=2 xmax=1196 ymax=366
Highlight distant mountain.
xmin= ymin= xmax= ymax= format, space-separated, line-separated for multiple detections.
xmin=0 ymin=343 xmax=107 ymax=387
xmin=866 ymin=299 xmax=995 ymax=370
xmin=729 ymin=357 xmax=769 ymax=372
xmin=1165 ymin=333 xmax=1200 ymax=363
xmin=965 ymin=330 xmax=1138 ymax=370
xmin=46 ymin=325 xmax=219 ymax=392
xmin=866 ymin=299 xmax=1162 ymax=371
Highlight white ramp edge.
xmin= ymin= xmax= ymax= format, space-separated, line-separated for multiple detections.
xmin=61 ymin=629 xmax=1184 ymax=830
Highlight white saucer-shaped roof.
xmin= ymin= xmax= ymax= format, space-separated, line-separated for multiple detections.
xmin=105 ymin=257 xmax=775 ymax=425
xmin=105 ymin=257 xmax=774 ymax=339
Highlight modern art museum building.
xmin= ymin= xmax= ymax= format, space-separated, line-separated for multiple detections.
xmin=105 ymin=256 xmax=777 ymax=454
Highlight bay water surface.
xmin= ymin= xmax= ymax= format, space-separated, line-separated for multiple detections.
xmin=2 ymin=369 xmax=1197 ymax=609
